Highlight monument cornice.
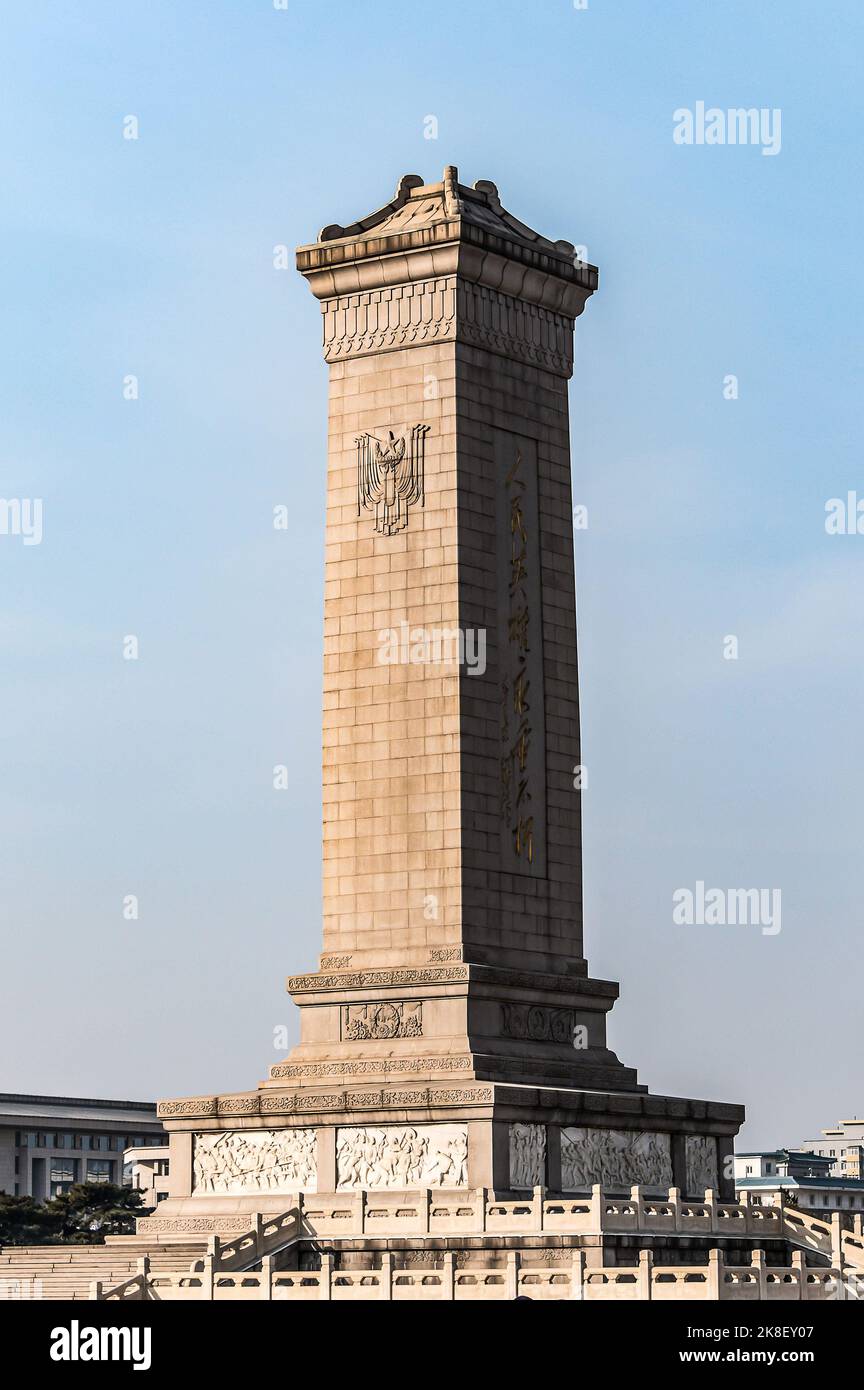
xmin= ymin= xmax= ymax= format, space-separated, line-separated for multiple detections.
xmin=298 ymin=236 xmax=595 ymax=319
xmin=285 ymin=963 xmax=620 ymax=999
xmin=157 ymin=1083 xmax=496 ymax=1123
xmin=295 ymin=165 xmax=597 ymax=319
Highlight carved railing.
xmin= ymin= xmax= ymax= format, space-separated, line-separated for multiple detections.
xmin=96 ymin=1207 xmax=303 ymax=1301
xmin=93 ymin=1260 xmax=151 ymax=1303
xmin=206 ymin=1208 xmax=301 ymax=1274
xmin=93 ymin=1188 xmax=864 ymax=1298
xmin=96 ymin=1248 xmax=864 ymax=1302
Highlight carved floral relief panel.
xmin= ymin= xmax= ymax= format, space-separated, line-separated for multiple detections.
xmin=341 ymin=1002 xmax=422 ymax=1041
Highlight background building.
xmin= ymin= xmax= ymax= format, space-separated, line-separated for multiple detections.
xmin=0 ymin=1093 xmax=164 ymax=1199
xmin=734 ymin=1148 xmax=864 ymax=1215
xmin=799 ymin=1119 xmax=864 ymax=1180
xmin=122 ymin=1142 xmax=170 ymax=1208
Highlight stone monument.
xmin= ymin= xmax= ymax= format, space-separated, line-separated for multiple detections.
xmin=152 ymin=168 xmax=743 ymax=1228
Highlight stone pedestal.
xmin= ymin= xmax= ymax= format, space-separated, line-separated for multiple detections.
xmin=155 ymin=169 xmax=743 ymax=1227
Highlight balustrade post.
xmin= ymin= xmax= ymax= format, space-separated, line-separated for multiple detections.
xmin=667 ymin=1185 xmax=681 ymax=1232
xmin=259 ymin=1254 xmax=273 ymax=1301
xmin=533 ymin=1185 xmax=545 ymax=1231
xmin=830 ymin=1212 xmax=844 ymax=1272
xmin=319 ymin=1251 xmax=333 ymax=1301
xmin=708 ymin=1248 xmax=723 ymax=1301
xmin=379 ymin=1251 xmax=393 ymax=1300
xmin=791 ymin=1250 xmax=805 ymax=1300
xmin=630 ymin=1185 xmax=643 ymax=1233
xmin=638 ymin=1249 xmax=652 ymax=1301
xmin=750 ymin=1248 xmax=767 ymax=1300
xmin=590 ymin=1183 xmax=603 ymax=1232
xmin=704 ymin=1187 xmax=717 ymax=1231
xmin=774 ymin=1189 xmax=785 ymax=1238
xmin=89 ymin=1280 xmax=102 ymax=1301
xmin=201 ymin=1252 xmax=215 ymax=1301
xmin=442 ymin=1251 xmax=455 ymax=1301
xmin=506 ymin=1250 xmax=518 ymax=1299
xmin=570 ymin=1248 xmax=585 ymax=1301
xmin=737 ymin=1185 xmax=751 ymax=1236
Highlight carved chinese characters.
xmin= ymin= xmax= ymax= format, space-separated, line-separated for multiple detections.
xmin=336 ymin=1125 xmax=468 ymax=1188
xmin=496 ymin=431 xmax=546 ymax=875
xmin=193 ymin=1130 xmax=317 ymax=1195
xmin=560 ymin=1128 xmax=673 ymax=1190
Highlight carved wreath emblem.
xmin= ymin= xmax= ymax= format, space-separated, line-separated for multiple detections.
xmin=356 ymin=424 xmax=429 ymax=535
xmin=343 ymin=1002 xmax=422 ymax=1040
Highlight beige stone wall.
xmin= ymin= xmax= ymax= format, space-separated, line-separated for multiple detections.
xmin=455 ymin=342 xmax=583 ymax=970
xmin=320 ymin=332 xmax=584 ymax=974
xmin=322 ymin=341 xmax=462 ymax=960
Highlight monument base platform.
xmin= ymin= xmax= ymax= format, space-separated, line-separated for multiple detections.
xmin=155 ymin=1075 xmax=743 ymax=1216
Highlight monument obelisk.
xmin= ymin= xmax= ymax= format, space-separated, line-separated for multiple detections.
xmin=153 ymin=170 xmax=742 ymax=1222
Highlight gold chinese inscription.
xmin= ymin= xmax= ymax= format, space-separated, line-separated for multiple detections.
xmin=496 ymin=433 xmax=546 ymax=874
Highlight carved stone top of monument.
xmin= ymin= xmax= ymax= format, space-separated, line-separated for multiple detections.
xmin=296 ymin=165 xmax=597 ymax=319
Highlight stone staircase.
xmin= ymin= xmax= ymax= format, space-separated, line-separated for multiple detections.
xmin=0 ymin=1239 xmax=207 ymax=1301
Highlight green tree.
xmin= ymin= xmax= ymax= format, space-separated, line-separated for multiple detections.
xmin=44 ymin=1183 xmax=151 ymax=1244
xmin=0 ymin=1192 xmax=56 ymax=1246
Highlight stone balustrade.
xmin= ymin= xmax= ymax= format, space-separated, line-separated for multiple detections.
xmin=93 ymin=1186 xmax=864 ymax=1301
xmin=97 ymin=1248 xmax=863 ymax=1302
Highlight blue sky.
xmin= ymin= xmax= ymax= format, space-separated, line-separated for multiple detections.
xmin=1 ymin=1 xmax=862 ymax=1148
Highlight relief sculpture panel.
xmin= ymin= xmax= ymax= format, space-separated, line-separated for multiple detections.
xmin=560 ymin=1128 xmax=673 ymax=1190
xmin=509 ymin=1123 xmax=546 ymax=1188
xmin=685 ymin=1135 xmax=718 ymax=1197
xmin=341 ymin=1001 xmax=422 ymax=1040
xmin=193 ymin=1129 xmax=317 ymax=1195
xmin=336 ymin=1125 xmax=467 ymax=1189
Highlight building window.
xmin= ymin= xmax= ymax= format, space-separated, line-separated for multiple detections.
xmin=49 ymin=1160 xmax=78 ymax=1195
xmin=86 ymin=1160 xmax=114 ymax=1184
